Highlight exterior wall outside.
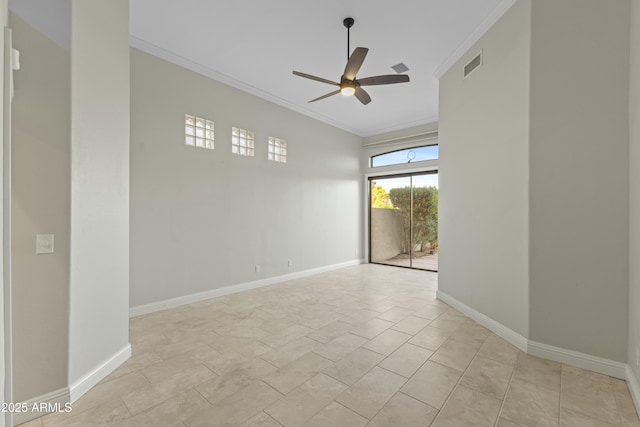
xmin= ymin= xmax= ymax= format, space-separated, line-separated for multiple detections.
xmin=370 ymin=208 xmax=404 ymax=262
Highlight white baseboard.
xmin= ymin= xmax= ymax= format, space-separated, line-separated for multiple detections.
xmin=130 ymin=259 xmax=365 ymax=318
xmin=436 ymin=290 xmax=626 ymax=379
xmin=12 ymin=387 xmax=70 ymax=425
xmin=69 ymin=344 xmax=131 ymax=403
xmin=627 ymin=365 xmax=640 ymax=417
xmin=436 ymin=290 xmax=528 ymax=352
xmin=13 ymin=345 xmax=132 ymax=423
xmin=528 ymin=340 xmax=626 ymax=379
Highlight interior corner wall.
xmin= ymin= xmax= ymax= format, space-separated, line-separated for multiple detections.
xmin=437 ymin=0 xmax=531 ymax=338
xmin=130 ymin=49 xmax=363 ymax=309
xmin=69 ymin=0 xmax=130 ymax=386
xmin=629 ymin=0 xmax=640 ymax=381
xmin=9 ymin=13 xmax=70 ymax=402
xmin=528 ymin=0 xmax=630 ymax=362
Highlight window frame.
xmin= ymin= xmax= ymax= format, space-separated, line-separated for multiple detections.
xmin=185 ymin=114 xmax=214 ymax=150
xmin=268 ymin=136 xmax=287 ymax=163
xmin=370 ymin=144 xmax=439 ymax=168
xmin=231 ymin=126 xmax=255 ymax=157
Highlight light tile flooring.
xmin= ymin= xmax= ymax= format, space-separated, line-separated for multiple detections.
xmin=19 ymin=264 xmax=640 ymax=427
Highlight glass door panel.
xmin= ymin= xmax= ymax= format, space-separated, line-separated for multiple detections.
xmin=410 ymin=173 xmax=438 ymax=271
xmin=369 ymin=172 xmax=438 ymax=271
xmin=370 ymin=176 xmax=411 ymax=267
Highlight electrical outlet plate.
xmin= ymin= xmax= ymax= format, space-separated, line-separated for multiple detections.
xmin=36 ymin=234 xmax=54 ymax=254
xmin=255 ymin=265 xmax=261 ymax=273
xmin=288 ymin=260 xmax=292 ymax=267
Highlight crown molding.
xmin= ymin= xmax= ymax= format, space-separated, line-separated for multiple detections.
xmin=360 ymin=115 xmax=439 ymax=138
xmin=130 ymin=36 xmax=366 ymax=137
xmin=433 ymin=0 xmax=518 ymax=80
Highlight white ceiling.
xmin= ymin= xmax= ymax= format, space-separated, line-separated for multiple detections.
xmin=9 ymin=0 xmax=513 ymax=137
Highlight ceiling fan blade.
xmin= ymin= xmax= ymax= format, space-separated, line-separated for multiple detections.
xmin=357 ymin=74 xmax=410 ymax=86
xmin=308 ymin=89 xmax=341 ymax=103
xmin=343 ymin=47 xmax=369 ymax=80
xmin=354 ymin=87 xmax=371 ymax=105
xmin=293 ymin=71 xmax=340 ymax=86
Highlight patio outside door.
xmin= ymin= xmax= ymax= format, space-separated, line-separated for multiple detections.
xmin=369 ymin=172 xmax=438 ymax=271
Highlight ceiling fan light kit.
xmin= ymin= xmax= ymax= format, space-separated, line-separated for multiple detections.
xmin=340 ymin=83 xmax=356 ymax=96
xmin=292 ymin=17 xmax=410 ymax=105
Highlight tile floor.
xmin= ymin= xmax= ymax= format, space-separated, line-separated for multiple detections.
xmin=18 ymin=264 xmax=640 ymax=427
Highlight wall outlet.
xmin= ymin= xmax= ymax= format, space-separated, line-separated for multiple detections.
xmin=355 ymin=249 xmax=358 ymax=256
xmin=255 ymin=265 xmax=261 ymax=273
xmin=287 ymin=260 xmax=292 ymax=267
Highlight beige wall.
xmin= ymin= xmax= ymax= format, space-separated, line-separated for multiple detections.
xmin=10 ymin=13 xmax=70 ymax=401
xmin=1 ymin=1 xmax=7 ymax=425
xmin=629 ymin=0 xmax=640 ymax=382
xmin=439 ymin=0 xmax=631 ymax=364
xmin=68 ymin=0 xmax=130 ymax=388
xmin=130 ymin=49 xmax=363 ymax=308
xmin=438 ymin=0 xmax=531 ymax=337
xmin=528 ymin=0 xmax=630 ymax=362
xmin=7 ymin=0 xmax=131 ymax=409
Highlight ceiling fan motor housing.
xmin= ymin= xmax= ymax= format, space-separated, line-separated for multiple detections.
xmin=340 ymin=77 xmax=358 ymax=88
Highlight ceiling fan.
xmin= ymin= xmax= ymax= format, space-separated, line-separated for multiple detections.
xmin=293 ymin=17 xmax=410 ymax=105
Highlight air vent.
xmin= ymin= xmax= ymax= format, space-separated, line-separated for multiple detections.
xmin=391 ymin=62 xmax=409 ymax=74
xmin=463 ymin=50 xmax=483 ymax=79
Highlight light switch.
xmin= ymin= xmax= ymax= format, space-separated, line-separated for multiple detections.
xmin=36 ymin=234 xmax=54 ymax=254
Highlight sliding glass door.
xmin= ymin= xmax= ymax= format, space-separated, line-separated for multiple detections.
xmin=369 ymin=172 xmax=438 ymax=271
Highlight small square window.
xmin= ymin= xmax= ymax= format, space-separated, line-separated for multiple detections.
xmin=185 ymin=114 xmax=214 ymax=150
xmin=268 ymin=137 xmax=287 ymax=163
xmin=232 ymin=127 xmax=255 ymax=157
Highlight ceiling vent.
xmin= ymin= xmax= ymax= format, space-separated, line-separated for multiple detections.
xmin=463 ymin=50 xmax=482 ymax=79
xmin=391 ymin=62 xmax=409 ymax=74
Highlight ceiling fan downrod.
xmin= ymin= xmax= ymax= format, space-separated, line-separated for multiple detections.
xmin=343 ymin=17 xmax=354 ymax=61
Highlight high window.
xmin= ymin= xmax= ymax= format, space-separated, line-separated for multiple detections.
xmin=232 ymin=127 xmax=255 ymax=157
xmin=185 ymin=114 xmax=214 ymax=149
xmin=371 ymin=145 xmax=438 ymax=167
xmin=268 ymin=137 xmax=287 ymax=163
